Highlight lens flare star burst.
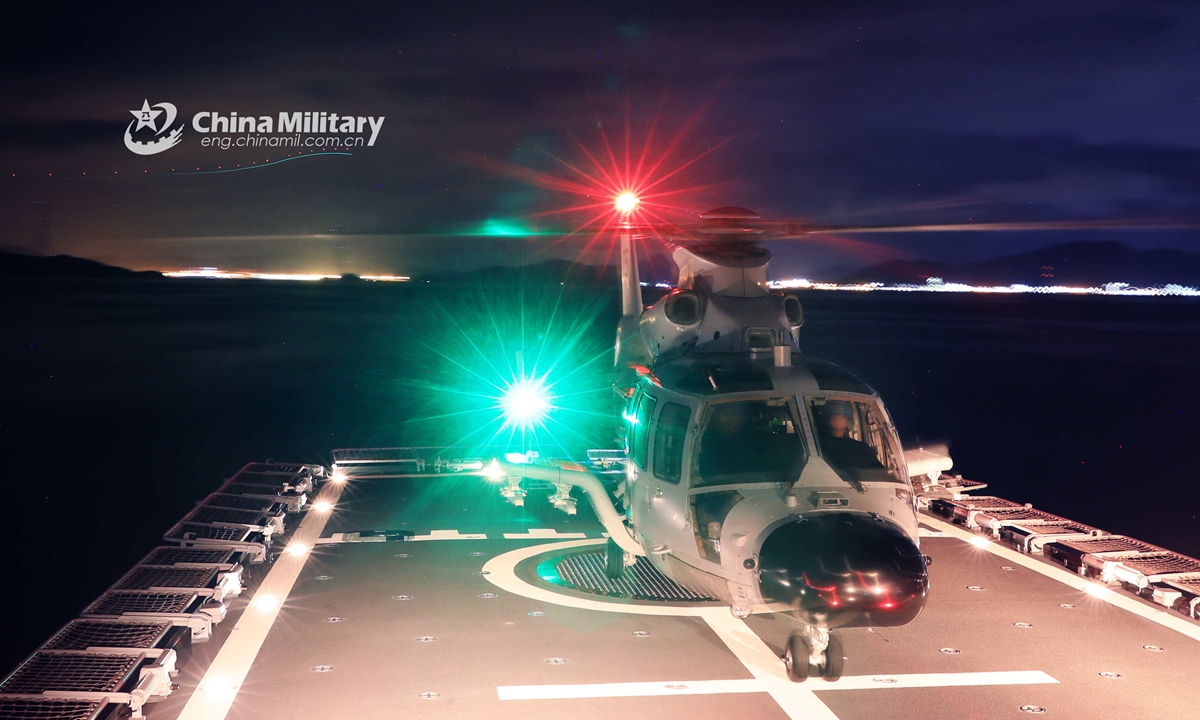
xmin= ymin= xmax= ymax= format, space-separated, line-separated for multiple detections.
xmin=401 ymin=273 xmax=614 ymax=458
xmin=614 ymin=191 xmax=640 ymax=215
xmin=478 ymin=105 xmax=729 ymax=269
xmin=498 ymin=375 xmax=553 ymax=430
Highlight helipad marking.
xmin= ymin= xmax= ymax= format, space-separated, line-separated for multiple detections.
xmin=497 ymin=670 xmax=1057 ymax=700
xmin=482 ymin=539 xmax=711 ymax=616
xmin=503 ymin=528 xmax=588 ymax=540
xmin=921 ymin=515 xmax=1200 ymax=643
xmin=407 ymin=529 xmax=487 ymax=541
xmin=499 ymin=678 xmax=759 ymax=699
xmin=486 ymin=539 xmax=1059 ymax=719
xmin=316 ymin=532 xmax=391 ymax=544
xmin=700 ymin=608 xmax=839 ymax=719
xmin=175 ymin=479 xmax=345 ymax=720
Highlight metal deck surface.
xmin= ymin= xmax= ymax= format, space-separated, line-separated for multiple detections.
xmin=124 ymin=471 xmax=1200 ymax=720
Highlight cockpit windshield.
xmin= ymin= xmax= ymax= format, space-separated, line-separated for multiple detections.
xmin=693 ymin=399 xmax=807 ymax=487
xmin=809 ymin=397 xmax=906 ymax=485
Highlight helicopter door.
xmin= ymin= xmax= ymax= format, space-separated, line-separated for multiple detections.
xmin=625 ymin=389 xmax=657 ymax=525
xmin=628 ymin=397 xmax=694 ymax=554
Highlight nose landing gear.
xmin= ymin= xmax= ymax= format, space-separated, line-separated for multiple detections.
xmin=783 ymin=627 xmax=844 ymax=682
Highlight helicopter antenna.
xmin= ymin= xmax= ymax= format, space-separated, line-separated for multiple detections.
xmin=613 ymin=193 xmax=651 ymax=374
xmin=619 ymin=231 xmax=643 ymax=316
xmin=618 ymin=194 xmax=642 ymax=318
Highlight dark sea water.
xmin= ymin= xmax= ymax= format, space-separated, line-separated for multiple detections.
xmin=2 ymin=276 xmax=1199 ymax=669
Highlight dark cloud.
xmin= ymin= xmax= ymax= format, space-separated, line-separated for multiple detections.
xmin=0 ymin=118 xmax=120 ymax=149
xmin=1 ymin=0 xmax=1198 ymax=272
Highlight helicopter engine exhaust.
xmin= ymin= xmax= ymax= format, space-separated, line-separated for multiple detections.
xmin=758 ymin=513 xmax=929 ymax=629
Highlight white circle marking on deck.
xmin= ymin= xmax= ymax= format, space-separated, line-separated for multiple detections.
xmin=480 ymin=539 xmax=718 ymax=616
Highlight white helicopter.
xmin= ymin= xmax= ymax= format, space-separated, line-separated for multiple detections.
xmin=495 ymin=198 xmax=956 ymax=682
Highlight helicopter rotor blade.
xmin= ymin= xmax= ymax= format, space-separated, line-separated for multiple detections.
xmin=769 ymin=217 xmax=1200 ymax=237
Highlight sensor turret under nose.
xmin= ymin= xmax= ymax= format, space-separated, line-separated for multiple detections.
xmin=758 ymin=513 xmax=928 ymax=629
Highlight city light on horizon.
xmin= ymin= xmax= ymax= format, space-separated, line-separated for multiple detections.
xmin=162 ymin=268 xmax=411 ymax=282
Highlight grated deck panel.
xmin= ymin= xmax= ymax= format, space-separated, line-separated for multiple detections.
xmin=184 ymin=507 xmax=265 ymax=526
xmin=202 ymin=494 xmax=278 ymax=511
xmin=164 ymin=522 xmax=252 ymax=542
xmin=217 ymin=483 xmax=285 ymax=497
xmin=42 ymin=620 xmax=170 ymax=651
xmin=1056 ymin=536 xmax=1162 ymax=554
xmin=0 ymin=653 xmax=138 ymax=694
xmin=975 ymin=508 xmax=1063 ymax=522
xmin=1015 ymin=521 xmax=1097 ymax=534
xmin=0 ymin=699 xmax=105 ymax=720
xmin=554 ymin=551 xmax=715 ymax=602
xmin=140 ymin=547 xmax=234 ymax=566
xmin=241 ymin=463 xmax=308 ymax=474
xmin=1119 ymin=552 xmax=1200 ymax=575
xmin=84 ymin=591 xmax=197 ymax=616
xmin=114 ymin=566 xmax=218 ymax=591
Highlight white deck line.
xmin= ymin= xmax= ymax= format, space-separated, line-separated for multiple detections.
xmin=407 ymin=529 xmax=487 ymax=541
xmin=921 ymin=514 xmax=1200 ymax=642
xmin=699 ymin=607 xmax=841 ymax=720
xmin=820 ymin=669 xmax=1057 ymax=690
xmin=484 ymin=537 xmax=1064 ymax=719
xmin=503 ymin=529 xmax=588 ymax=539
xmin=496 ymin=670 xmax=1057 ymax=700
xmin=174 ymin=480 xmax=346 ymax=720
xmin=499 ymin=678 xmax=761 ymax=699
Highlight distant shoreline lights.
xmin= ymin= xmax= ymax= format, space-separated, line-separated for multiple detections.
xmin=163 ymin=267 xmax=410 ymax=282
xmin=762 ymin=277 xmax=1200 ymax=297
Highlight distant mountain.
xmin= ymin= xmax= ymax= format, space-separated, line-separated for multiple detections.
xmin=836 ymin=258 xmax=954 ymax=285
xmin=841 ymin=241 xmax=1200 ymax=287
xmin=0 ymin=250 xmax=162 ymax=279
xmin=419 ymin=258 xmax=619 ymax=286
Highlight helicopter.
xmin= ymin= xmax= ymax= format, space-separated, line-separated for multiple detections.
xmin=495 ymin=199 xmax=956 ymax=683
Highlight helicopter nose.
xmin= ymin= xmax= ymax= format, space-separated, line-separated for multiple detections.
xmin=758 ymin=513 xmax=928 ymax=628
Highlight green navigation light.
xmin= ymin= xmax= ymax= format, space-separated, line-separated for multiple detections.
xmin=399 ymin=277 xmax=613 ymax=460
xmin=478 ymin=218 xmax=533 ymax=237
xmin=499 ymin=375 xmax=553 ymax=430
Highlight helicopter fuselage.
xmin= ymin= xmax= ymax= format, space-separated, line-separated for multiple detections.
xmin=622 ymin=350 xmax=928 ymax=627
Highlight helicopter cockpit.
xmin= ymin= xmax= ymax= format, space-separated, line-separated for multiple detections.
xmin=694 ymin=400 xmax=807 ymax=487
xmin=809 ymin=397 xmax=907 ymax=488
xmin=623 ymin=361 xmax=918 ymax=576
xmin=691 ymin=399 xmax=808 ymax=561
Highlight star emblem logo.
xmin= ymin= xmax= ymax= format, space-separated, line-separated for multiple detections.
xmin=124 ymin=100 xmax=182 ymax=155
xmin=130 ymin=99 xmax=163 ymax=132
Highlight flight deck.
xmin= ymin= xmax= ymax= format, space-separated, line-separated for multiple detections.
xmin=3 ymin=452 xmax=1199 ymax=720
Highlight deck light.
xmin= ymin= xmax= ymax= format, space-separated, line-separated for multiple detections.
xmin=285 ymin=543 xmax=311 ymax=557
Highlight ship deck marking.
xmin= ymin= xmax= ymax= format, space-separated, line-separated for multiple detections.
xmin=173 ymin=480 xmax=345 ymax=720
xmin=923 ymin=515 xmax=1200 ymax=643
xmin=496 ymin=669 xmax=1057 ymax=699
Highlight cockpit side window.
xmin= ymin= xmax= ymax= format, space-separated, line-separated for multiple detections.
xmin=630 ymin=392 xmax=658 ymax=470
xmin=652 ymin=403 xmax=690 ymax=484
xmin=692 ymin=399 xmax=807 ymax=487
xmin=809 ymin=397 xmax=906 ymax=485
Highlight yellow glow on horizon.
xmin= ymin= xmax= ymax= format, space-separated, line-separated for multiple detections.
xmin=162 ymin=268 xmax=410 ymax=282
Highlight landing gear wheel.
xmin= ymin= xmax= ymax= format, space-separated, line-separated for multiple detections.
xmin=605 ymin=538 xmax=625 ymax=579
xmin=819 ymin=633 xmax=844 ymax=681
xmin=784 ymin=633 xmax=811 ymax=682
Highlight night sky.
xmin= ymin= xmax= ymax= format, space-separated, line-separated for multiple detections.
xmin=2 ymin=1 xmax=1199 ymax=277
